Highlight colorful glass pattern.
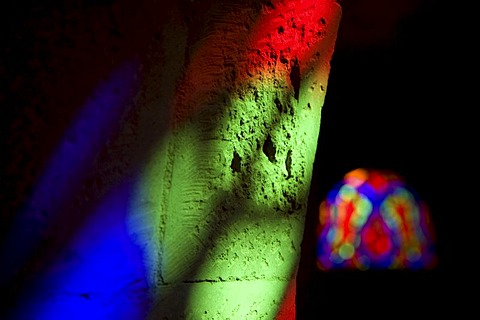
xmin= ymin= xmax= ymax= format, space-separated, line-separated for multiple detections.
xmin=316 ymin=168 xmax=437 ymax=270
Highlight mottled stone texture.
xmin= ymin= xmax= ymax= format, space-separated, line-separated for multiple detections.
xmin=1 ymin=0 xmax=340 ymax=318
xmin=127 ymin=1 xmax=341 ymax=318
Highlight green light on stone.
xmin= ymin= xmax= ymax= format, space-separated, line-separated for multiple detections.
xmin=126 ymin=0 xmax=342 ymax=317
xmin=187 ymin=280 xmax=287 ymax=319
xmin=186 ymin=218 xmax=299 ymax=319
xmin=134 ymin=75 xmax=322 ymax=316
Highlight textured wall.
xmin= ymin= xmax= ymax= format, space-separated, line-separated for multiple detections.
xmin=131 ymin=1 xmax=340 ymax=319
xmin=1 ymin=0 xmax=341 ymax=318
xmin=127 ymin=1 xmax=341 ymax=318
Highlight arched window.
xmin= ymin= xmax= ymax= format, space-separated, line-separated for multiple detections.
xmin=316 ymin=168 xmax=437 ymax=270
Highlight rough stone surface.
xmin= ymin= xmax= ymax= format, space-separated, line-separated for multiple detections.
xmin=127 ymin=0 xmax=341 ymax=318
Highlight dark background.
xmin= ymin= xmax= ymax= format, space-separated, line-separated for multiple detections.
xmin=298 ymin=0 xmax=468 ymax=318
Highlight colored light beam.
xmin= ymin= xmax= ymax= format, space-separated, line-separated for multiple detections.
xmin=5 ymin=181 xmax=149 ymax=320
xmin=2 ymin=0 xmax=341 ymax=318
xmin=126 ymin=0 xmax=341 ymax=318
xmin=0 ymin=60 xmax=141 ymax=312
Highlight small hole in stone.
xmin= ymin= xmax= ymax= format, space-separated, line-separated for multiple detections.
xmin=263 ymin=135 xmax=276 ymax=162
xmin=231 ymin=151 xmax=241 ymax=173
xmin=289 ymin=58 xmax=301 ymax=100
xmin=285 ymin=150 xmax=292 ymax=179
xmin=274 ymin=97 xmax=283 ymax=113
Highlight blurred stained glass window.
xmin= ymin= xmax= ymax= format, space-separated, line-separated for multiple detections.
xmin=316 ymin=168 xmax=438 ymax=271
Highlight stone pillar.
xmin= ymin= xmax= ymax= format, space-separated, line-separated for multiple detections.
xmin=127 ymin=0 xmax=342 ymax=318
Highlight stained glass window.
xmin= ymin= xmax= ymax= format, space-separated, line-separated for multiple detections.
xmin=316 ymin=168 xmax=437 ymax=271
